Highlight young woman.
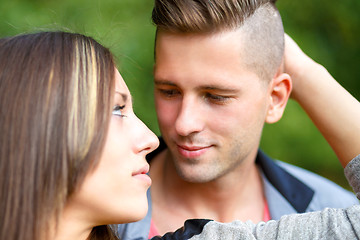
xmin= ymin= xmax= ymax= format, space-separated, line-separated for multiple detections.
xmin=0 ymin=31 xmax=159 ymax=240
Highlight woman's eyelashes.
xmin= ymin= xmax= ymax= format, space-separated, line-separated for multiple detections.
xmin=112 ymin=105 xmax=126 ymax=118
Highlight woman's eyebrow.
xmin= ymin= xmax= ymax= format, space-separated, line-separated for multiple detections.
xmin=115 ymin=91 xmax=133 ymax=104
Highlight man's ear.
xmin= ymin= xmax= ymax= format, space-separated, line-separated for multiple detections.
xmin=265 ymin=72 xmax=292 ymax=124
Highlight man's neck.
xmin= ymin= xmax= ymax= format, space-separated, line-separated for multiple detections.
xmin=149 ymin=149 xmax=265 ymax=235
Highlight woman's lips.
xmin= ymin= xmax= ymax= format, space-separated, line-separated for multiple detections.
xmin=132 ymin=164 xmax=152 ymax=186
xmin=177 ymin=144 xmax=211 ymax=158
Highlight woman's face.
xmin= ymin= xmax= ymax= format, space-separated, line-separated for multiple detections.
xmin=65 ymin=69 xmax=159 ymax=225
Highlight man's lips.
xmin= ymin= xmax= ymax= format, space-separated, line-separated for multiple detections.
xmin=176 ymin=144 xmax=212 ymax=158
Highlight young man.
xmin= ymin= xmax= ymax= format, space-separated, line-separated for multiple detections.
xmin=116 ymin=1 xmax=358 ymax=239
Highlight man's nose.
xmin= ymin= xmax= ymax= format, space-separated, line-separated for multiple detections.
xmin=175 ymin=97 xmax=205 ymax=137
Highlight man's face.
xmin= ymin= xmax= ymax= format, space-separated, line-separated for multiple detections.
xmin=153 ymin=30 xmax=272 ymax=183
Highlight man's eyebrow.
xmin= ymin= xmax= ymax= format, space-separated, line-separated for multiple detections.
xmin=154 ymin=80 xmax=177 ymax=87
xmin=154 ymin=80 xmax=239 ymax=93
xmin=200 ymin=85 xmax=239 ymax=93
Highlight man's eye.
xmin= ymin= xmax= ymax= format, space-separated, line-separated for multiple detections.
xmin=112 ymin=105 xmax=126 ymax=117
xmin=205 ymin=93 xmax=230 ymax=104
xmin=158 ymin=88 xmax=180 ymax=97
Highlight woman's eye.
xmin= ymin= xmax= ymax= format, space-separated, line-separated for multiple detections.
xmin=112 ymin=105 xmax=126 ymax=117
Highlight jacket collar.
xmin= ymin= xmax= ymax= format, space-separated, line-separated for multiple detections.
xmin=256 ymin=150 xmax=314 ymax=213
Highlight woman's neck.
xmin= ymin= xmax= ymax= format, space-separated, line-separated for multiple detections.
xmin=53 ymin=205 xmax=93 ymax=240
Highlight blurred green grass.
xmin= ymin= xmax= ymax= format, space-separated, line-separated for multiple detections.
xmin=1 ymin=0 xmax=359 ymax=190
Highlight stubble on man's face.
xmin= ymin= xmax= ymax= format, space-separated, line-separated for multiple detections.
xmin=154 ymin=30 xmax=270 ymax=184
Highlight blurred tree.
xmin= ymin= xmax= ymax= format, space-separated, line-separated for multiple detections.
xmin=261 ymin=0 xmax=360 ymax=189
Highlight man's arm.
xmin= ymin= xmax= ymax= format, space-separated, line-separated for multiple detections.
xmin=284 ymin=34 xmax=360 ymax=167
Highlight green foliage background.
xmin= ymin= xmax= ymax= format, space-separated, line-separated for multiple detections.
xmin=1 ymin=0 xmax=359 ymax=189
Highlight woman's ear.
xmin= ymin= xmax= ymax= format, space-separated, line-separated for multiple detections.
xmin=265 ymin=72 xmax=292 ymax=124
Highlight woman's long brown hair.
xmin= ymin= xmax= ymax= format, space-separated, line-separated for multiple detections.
xmin=0 ymin=32 xmax=118 ymax=240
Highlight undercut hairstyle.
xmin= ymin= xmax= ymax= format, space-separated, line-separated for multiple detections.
xmin=152 ymin=0 xmax=284 ymax=81
xmin=0 ymin=32 xmax=117 ymax=240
